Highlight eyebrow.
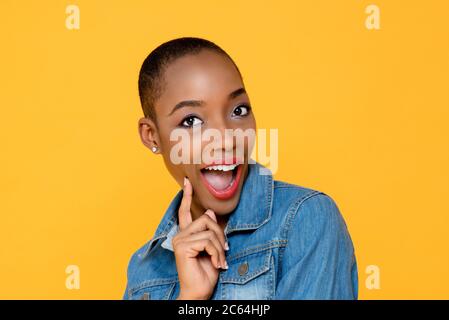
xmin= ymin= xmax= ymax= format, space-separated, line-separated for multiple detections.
xmin=168 ymin=87 xmax=247 ymax=116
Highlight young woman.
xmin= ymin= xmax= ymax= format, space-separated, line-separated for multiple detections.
xmin=123 ymin=37 xmax=358 ymax=300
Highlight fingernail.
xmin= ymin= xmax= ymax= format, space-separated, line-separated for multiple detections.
xmin=184 ymin=177 xmax=187 ymax=186
xmin=223 ymin=260 xmax=229 ymax=269
xmin=225 ymin=242 xmax=229 ymax=251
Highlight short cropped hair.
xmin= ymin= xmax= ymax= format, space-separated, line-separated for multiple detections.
xmin=138 ymin=37 xmax=242 ymax=122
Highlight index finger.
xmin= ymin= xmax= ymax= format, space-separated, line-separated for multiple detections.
xmin=178 ymin=177 xmax=193 ymax=230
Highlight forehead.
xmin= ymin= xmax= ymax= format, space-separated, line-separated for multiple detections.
xmin=157 ymin=50 xmax=243 ymax=109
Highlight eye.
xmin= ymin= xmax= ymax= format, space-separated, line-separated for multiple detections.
xmin=179 ymin=115 xmax=203 ymax=128
xmin=232 ymin=104 xmax=251 ymax=118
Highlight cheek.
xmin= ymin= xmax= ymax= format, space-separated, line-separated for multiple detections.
xmin=160 ymin=129 xmax=199 ymax=164
xmin=162 ymin=160 xmax=197 ymax=189
xmin=157 ymin=131 xmax=189 ymax=184
xmin=247 ymin=116 xmax=257 ymax=132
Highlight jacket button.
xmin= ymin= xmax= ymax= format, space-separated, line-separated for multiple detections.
xmin=141 ymin=292 xmax=150 ymax=300
xmin=238 ymin=262 xmax=249 ymax=276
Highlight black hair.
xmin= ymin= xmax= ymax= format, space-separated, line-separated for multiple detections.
xmin=138 ymin=37 xmax=242 ymax=122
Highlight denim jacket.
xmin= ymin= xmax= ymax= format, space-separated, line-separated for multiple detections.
xmin=123 ymin=162 xmax=358 ymax=300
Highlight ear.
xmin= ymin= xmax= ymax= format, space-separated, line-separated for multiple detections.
xmin=138 ymin=117 xmax=161 ymax=153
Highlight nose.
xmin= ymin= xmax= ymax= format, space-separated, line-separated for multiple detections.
xmin=203 ymin=116 xmax=236 ymax=161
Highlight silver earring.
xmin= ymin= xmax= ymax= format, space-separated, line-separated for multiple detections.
xmin=151 ymin=146 xmax=158 ymax=153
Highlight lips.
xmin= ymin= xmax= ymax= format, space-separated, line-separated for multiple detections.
xmin=199 ymin=158 xmax=243 ymax=200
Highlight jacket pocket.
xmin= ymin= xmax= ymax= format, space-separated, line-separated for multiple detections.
xmin=128 ymin=278 xmax=177 ymax=300
xmin=219 ymin=248 xmax=274 ymax=300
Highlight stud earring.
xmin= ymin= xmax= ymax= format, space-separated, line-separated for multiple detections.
xmin=151 ymin=146 xmax=158 ymax=153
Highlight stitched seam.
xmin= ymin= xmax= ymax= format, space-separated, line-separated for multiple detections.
xmin=128 ymin=278 xmax=178 ymax=296
xmin=221 ymin=249 xmax=272 ymax=284
xmin=221 ymin=266 xmax=269 ymax=283
xmin=227 ymin=240 xmax=287 ymax=262
xmin=221 ymin=281 xmax=226 ymax=300
xmin=276 ymin=245 xmax=285 ymax=294
xmin=265 ymin=174 xmax=273 ymax=224
xmin=269 ymin=254 xmax=275 ymax=300
xmin=273 ymin=182 xmax=296 ymax=188
xmin=164 ymin=282 xmax=177 ymax=300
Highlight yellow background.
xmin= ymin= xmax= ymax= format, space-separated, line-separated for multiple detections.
xmin=1 ymin=0 xmax=448 ymax=299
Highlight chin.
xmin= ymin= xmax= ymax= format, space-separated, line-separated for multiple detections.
xmin=204 ymin=196 xmax=240 ymax=215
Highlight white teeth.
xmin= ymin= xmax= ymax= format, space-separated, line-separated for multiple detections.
xmin=204 ymin=164 xmax=238 ymax=172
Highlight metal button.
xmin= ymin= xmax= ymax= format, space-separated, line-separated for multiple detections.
xmin=238 ymin=262 xmax=249 ymax=276
xmin=140 ymin=292 xmax=150 ymax=300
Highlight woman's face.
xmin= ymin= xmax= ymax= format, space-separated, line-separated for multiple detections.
xmin=139 ymin=49 xmax=256 ymax=217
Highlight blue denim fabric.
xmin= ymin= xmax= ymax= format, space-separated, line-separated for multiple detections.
xmin=123 ymin=162 xmax=358 ymax=300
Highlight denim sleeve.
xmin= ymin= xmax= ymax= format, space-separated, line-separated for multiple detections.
xmin=123 ymin=285 xmax=129 ymax=300
xmin=122 ymin=256 xmax=133 ymax=300
xmin=275 ymin=193 xmax=358 ymax=299
xmin=122 ymin=248 xmax=140 ymax=300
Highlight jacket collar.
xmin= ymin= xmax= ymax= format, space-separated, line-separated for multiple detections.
xmin=140 ymin=161 xmax=274 ymax=257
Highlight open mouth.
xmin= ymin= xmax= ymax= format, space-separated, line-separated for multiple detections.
xmin=199 ymin=161 xmax=243 ymax=200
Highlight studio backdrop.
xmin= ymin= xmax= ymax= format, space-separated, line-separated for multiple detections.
xmin=1 ymin=0 xmax=448 ymax=299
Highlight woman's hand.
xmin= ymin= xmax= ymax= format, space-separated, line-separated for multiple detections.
xmin=173 ymin=177 xmax=229 ymax=300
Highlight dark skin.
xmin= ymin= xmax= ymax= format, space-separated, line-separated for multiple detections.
xmin=138 ymin=49 xmax=256 ymax=299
